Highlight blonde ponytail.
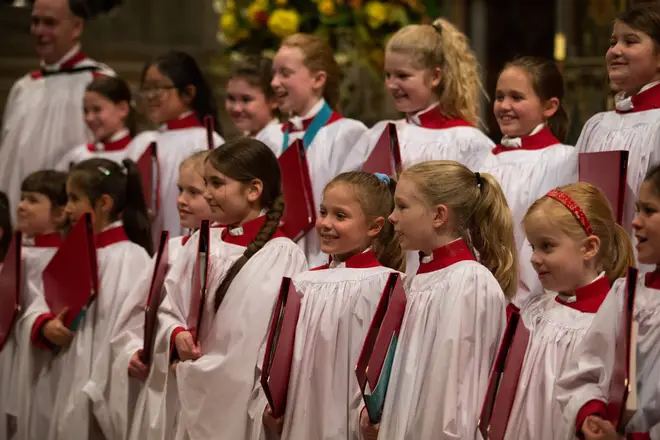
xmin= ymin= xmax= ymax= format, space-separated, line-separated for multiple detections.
xmin=605 ymin=223 xmax=635 ymax=284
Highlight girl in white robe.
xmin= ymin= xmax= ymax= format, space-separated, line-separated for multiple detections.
xmin=360 ymin=160 xmax=516 ymax=439
xmin=481 ymin=56 xmax=578 ymax=304
xmin=225 ymin=56 xmax=280 ymax=148
xmin=479 ymin=182 xmax=635 ymax=440
xmin=140 ymin=51 xmax=225 ymax=238
xmin=55 ymin=76 xmax=157 ymax=171
xmin=84 ymin=150 xmax=214 ymax=440
xmin=25 ymin=158 xmax=152 ymax=440
xmin=260 ymin=172 xmax=406 ymax=440
xmin=557 ymin=164 xmax=660 ymax=439
xmin=261 ymin=33 xmax=368 ymax=267
xmin=134 ymin=138 xmax=307 ymax=440
xmin=575 ymin=4 xmax=660 ymax=262
xmin=346 ymin=19 xmax=494 ymax=175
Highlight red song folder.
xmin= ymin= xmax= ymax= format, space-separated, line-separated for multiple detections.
xmin=137 ymin=142 xmax=160 ymax=220
xmin=204 ymin=115 xmax=215 ymax=150
xmin=355 ymin=272 xmax=406 ymax=424
xmin=361 ymin=122 xmax=402 ymax=178
xmin=42 ymin=213 xmax=98 ymax=331
xmin=141 ymin=231 xmax=170 ymax=364
xmin=478 ymin=309 xmax=530 ymax=440
xmin=260 ymin=277 xmax=302 ymax=418
xmin=187 ymin=220 xmax=210 ymax=344
xmin=278 ymin=139 xmax=316 ymax=242
xmin=0 ymin=231 xmax=23 ymax=351
xmin=578 ymin=151 xmax=628 ymax=225
xmin=607 ymin=266 xmax=638 ymax=433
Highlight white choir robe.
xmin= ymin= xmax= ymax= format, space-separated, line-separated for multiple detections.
xmin=258 ymin=99 xmax=368 ymax=267
xmin=0 ymin=233 xmax=61 ymax=440
xmin=576 ymin=82 xmax=660 ymax=270
xmin=133 ymin=217 xmax=307 ymax=440
xmin=252 ymin=119 xmax=281 ymax=157
xmin=54 ymin=129 xmax=158 ymax=171
xmin=378 ymin=239 xmax=506 ymax=440
xmin=479 ymin=274 xmax=610 ymax=440
xmin=152 ymin=113 xmax=224 ymax=238
xmin=556 ymin=270 xmax=660 ymax=438
xmin=20 ymin=224 xmax=151 ymax=440
xmin=0 ymin=45 xmax=114 ymax=221
xmin=82 ymin=235 xmax=188 ymax=440
xmin=277 ymin=252 xmax=400 ymax=440
xmin=480 ymin=125 xmax=578 ymax=305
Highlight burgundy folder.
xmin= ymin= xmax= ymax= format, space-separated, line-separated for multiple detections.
xmin=361 ymin=122 xmax=402 ymax=178
xmin=141 ymin=231 xmax=170 ymax=364
xmin=478 ymin=309 xmax=530 ymax=439
xmin=42 ymin=213 xmax=98 ymax=330
xmin=607 ymin=266 xmax=638 ymax=433
xmin=187 ymin=220 xmax=210 ymax=343
xmin=136 ymin=141 xmax=160 ymax=221
xmin=278 ymin=139 xmax=316 ymax=242
xmin=578 ymin=151 xmax=629 ymax=224
xmin=260 ymin=277 xmax=302 ymax=418
xmin=0 ymin=231 xmax=23 ymax=351
xmin=355 ymin=272 xmax=406 ymax=423
xmin=205 ymin=115 xmax=215 ymax=150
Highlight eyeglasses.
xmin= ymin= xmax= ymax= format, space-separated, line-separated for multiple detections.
xmin=139 ymin=85 xmax=176 ymax=98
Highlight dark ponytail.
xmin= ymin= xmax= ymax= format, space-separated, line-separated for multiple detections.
xmin=142 ymin=51 xmax=223 ymax=138
xmin=208 ymin=138 xmax=284 ymax=311
xmin=0 ymin=192 xmax=12 ymax=262
xmin=69 ymin=158 xmax=153 ymax=255
xmin=86 ymin=76 xmax=137 ymax=137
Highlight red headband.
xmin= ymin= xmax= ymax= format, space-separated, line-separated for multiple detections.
xmin=546 ymin=189 xmax=593 ymax=236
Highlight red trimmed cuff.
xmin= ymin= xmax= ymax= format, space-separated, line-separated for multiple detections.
xmin=576 ymin=399 xmax=607 ymax=438
xmin=31 ymin=313 xmax=55 ymax=350
xmin=170 ymin=326 xmax=186 ymax=362
xmin=628 ymin=433 xmax=650 ymax=440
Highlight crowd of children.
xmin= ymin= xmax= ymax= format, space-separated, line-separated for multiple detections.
xmin=1 ymin=2 xmax=660 ymax=440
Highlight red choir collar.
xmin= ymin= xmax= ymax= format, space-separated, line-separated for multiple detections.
xmin=31 ymin=50 xmax=89 ymax=79
xmin=616 ymin=83 xmax=660 ymax=114
xmin=86 ymin=131 xmax=132 ymax=152
xmin=26 ymin=231 xmax=63 ymax=248
xmin=220 ymin=215 xmax=285 ymax=247
xmin=95 ymin=225 xmax=129 ymax=249
xmin=165 ymin=113 xmax=204 ymax=131
xmin=554 ymin=275 xmax=610 ymax=313
xmin=416 ymin=238 xmax=476 ymax=275
xmin=491 ymin=126 xmax=560 ymax=155
xmin=312 ymin=249 xmax=382 ymax=271
xmin=645 ymin=268 xmax=660 ymax=289
xmin=282 ymin=111 xmax=343 ymax=133
xmin=407 ymin=104 xmax=473 ymax=130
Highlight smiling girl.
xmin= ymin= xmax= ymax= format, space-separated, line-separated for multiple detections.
xmin=259 ymin=33 xmax=368 ymax=267
xmin=576 ymin=3 xmax=660 ymax=252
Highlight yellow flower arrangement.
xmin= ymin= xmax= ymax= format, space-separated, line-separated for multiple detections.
xmin=318 ymin=0 xmax=336 ymax=16
xmin=268 ymin=9 xmax=301 ymax=38
xmin=364 ymin=1 xmax=388 ymax=29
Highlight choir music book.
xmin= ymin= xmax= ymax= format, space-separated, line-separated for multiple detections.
xmin=0 ymin=231 xmax=22 ymax=351
xmin=137 ymin=141 xmax=159 ymax=220
xmin=361 ymin=122 xmax=402 ymax=178
xmin=42 ymin=213 xmax=98 ymax=331
xmin=478 ymin=309 xmax=530 ymax=440
xmin=278 ymin=139 xmax=316 ymax=242
xmin=188 ymin=220 xmax=210 ymax=344
xmin=607 ymin=266 xmax=638 ymax=433
xmin=141 ymin=231 xmax=170 ymax=364
xmin=578 ymin=151 xmax=628 ymax=224
xmin=355 ymin=272 xmax=406 ymax=424
xmin=204 ymin=115 xmax=215 ymax=150
xmin=260 ymin=277 xmax=302 ymax=418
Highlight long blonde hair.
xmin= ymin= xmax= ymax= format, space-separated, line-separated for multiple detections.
xmin=401 ymin=161 xmax=517 ymax=297
xmin=523 ymin=182 xmax=635 ymax=284
xmin=386 ymin=18 xmax=485 ymax=127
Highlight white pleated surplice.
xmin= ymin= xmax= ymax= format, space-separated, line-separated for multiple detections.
xmin=0 ymin=52 xmax=114 ymax=221
xmin=557 ymin=272 xmax=660 ymax=437
xmin=279 ymin=255 xmax=399 ymax=440
xmin=378 ymin=242 xmax=506 ymax=440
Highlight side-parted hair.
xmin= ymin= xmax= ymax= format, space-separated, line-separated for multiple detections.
xmin=21 ymin=170 xmax=68 ymax=209
xmin=617 ymin=3 xmax=660 ymax=48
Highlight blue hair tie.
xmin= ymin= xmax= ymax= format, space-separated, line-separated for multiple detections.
xmin=374 ymin=173 xmax=390 ymax=184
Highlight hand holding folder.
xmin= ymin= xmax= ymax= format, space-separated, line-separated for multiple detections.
xmin=260 ymin=277 xmax=302 ymax=418
xmin=0 ymin=231 xmax=22 ymax=351
xmin=361 ymin=123 xmax=402 ymax=178
xmin=42 ymin=213 xmax=98 ymax=332
xmin=187 ymin=221 xmax=210 ymax=344
xmin=355 ymin=272 xmax=406 ymax=424
xmin=141 ymin=231 xmax=170 ymax=364
xmin=578 ymin=151 xmax=628 ymax=225
xmin=278 ymin=139 xmax=316 ymax=242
